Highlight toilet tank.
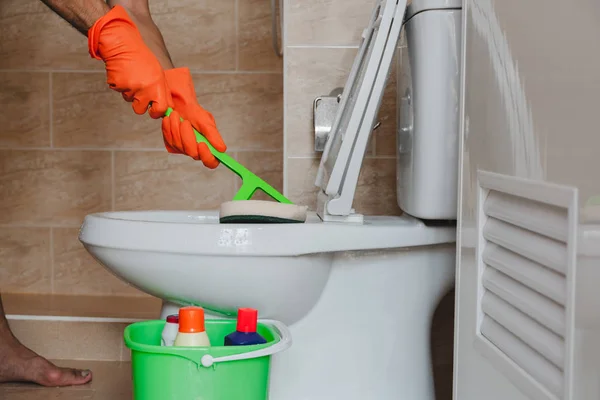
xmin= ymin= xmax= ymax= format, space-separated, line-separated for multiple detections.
xmin=397 ymin=0 xmax=462 ymax=220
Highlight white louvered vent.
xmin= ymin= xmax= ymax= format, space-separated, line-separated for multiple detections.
xmin=474 ymin=171 xmax=578 ymax=400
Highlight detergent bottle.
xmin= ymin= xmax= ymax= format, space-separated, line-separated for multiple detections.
xmin=161 ymin=314 xmax=179 ymax=347
xmin=224 ymin=308 xmax=267 ymax=346
xmin=173 ymin=306 xmax=211 ymax=347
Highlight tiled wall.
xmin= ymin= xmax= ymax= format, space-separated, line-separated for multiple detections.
xmin=283 ymin=0 xmax=401 ymax=215
xmin=0 ymin=0 xmax=283 ymax=296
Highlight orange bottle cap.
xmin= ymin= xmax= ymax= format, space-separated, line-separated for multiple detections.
xmin=178 ymin=306 xmax=206 ymax=333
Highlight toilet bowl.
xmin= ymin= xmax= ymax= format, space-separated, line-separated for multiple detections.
xmin=80 ymin=210 xmax=456 ymax=399
xmin=79 ymin=0 xmax=462 ymax=398
xmin=80 ymin=210 xmax=455 ymax=322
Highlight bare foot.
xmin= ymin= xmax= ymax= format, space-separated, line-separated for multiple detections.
xmin=0 ymin=333 xmax=92 ymax=387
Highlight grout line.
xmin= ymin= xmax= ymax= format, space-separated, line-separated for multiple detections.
xmin=287 ymin=156 xmax=320 ymax=160
xmin=111 ymin=151 xmax=116 ymax=211
xmin=6 ymin=315 xmax=146 ymax=323
xmin=282 ymin=0 xmax=288 ymax=197
xmin=232 ymin=152 xmax=240 ymax=193
xmin=227 ymin=148 xmax=283 ymax=153
xmin=234 ymin=0 xmax=239 ymax=71
xmin=371 ymin=134 xmax=377 ymax=155
xmin=166 ymin=70 xmax=282 ymax=75
xmin=49 ymin=228 xmax=54 ymax=293
xmin=48 ymin=72 xmax=53 ymax=148
xmin=0 ymin=69 xmax=104 ymax=74
xmin=0 ymin=223 xmax=83 ymax=228
xmin=286 ymin=45 xmax=360 ymax=49
xmin=366 ymin=155 xmax=396 ymax=159
xmin=190 ymin=69 xmax=281 ymax=75
xmin=0 ymin=147 xmax=283 ymax=153
xmin=286 ymin=155 xmax=396 ymax=160
xmin=119 ymin=338 xmax=125 ymax=361
xmin=0 ymin=69 xmax=282 ymax=75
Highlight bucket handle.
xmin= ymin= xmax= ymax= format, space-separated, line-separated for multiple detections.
xmin=200 ymin=319 xmax=292 ymax=368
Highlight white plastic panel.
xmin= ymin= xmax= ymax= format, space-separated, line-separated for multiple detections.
xmin=475 ymin=171 xmax=578 ymax=400
xmin=397 ymin=8 xmax=462 ymax=220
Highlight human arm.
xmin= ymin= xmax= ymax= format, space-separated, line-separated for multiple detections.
xmin=106 ymin=0 xmax=174 ymax=70
xmin=40 ymin=0 xmax=170 ymax=118
xmin=107 ymin=0 xmax=227 ymax=167
xmin=40 ymin=0 xmax=225 ymax=166
xmin=40 ymin=0 xmax=171 ymax=69
xmin=39 ymin=0 xmax=110 ymax=35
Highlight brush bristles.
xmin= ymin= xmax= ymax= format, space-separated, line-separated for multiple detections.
xmin=219 ymin=200 xmax=308 ymax=224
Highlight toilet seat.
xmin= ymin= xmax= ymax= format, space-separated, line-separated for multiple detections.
xmin=80 ymin=211 xmax=455 ymax=257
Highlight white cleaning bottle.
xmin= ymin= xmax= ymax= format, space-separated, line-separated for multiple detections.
xmin=161 ymin=314 xmax=179 ymax=346
xmin=173 ymin=306 xmax=211 ymax=347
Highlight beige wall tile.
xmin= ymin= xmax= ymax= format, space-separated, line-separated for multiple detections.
xmin=121 ymin=343 xmax=132 ymax=362
xmin=53 ymin=228 xmax=145 ymax=296
xmin=8 ymin=319 xmax=125 ymax=361
xmin=235 ymin=151 xmax=283 ymax=201
xmin=374 ymin=60 xmax=397 ymax=156
xmin=62 ymin=360 xmax=132 ymax=394
xmin=2 ymin=293 xmax=159 ymax=319
xmin=6 ymin=320 xmax=59 ymax=359
xmin=2 ymin=360 xmax=132 ymax=396
xmin=286 ymin=158 xmax=320 ymax=209
xmin=0 ymin=228 xmax=51 ymax=293
xmin=150 ymin=0 xmax=236 ymax=71
xmin=0 ymin=150 xmax=111 ymax=226
xmin=285 ymin=47 xmax=356 ymax=157
xmin=53 ymin=73 xmax=163 ymax=149
xmin=286 ymin=157 xmax=400 ymax=215
xmin=0 ymin=72 xmax=50 ymax=148
xmin=0 ymin=0 xmax=98 ymax=70
xmin=286 ymin=0 xmax=373 ymax=46
xmin=115 ymin=152 xmax=235 ymax=210
xmin=55 ymin=321 xmax=126 ymax=361
xmin=54 ymin=72 xmax=283 ymax=151
xmin=194 ymin=73 xmax=283 ymax=151
xmin=353 ymin=158 xmax=401 ymax=216
xmin=285 ymin=48 xmax=396 ymax=157
xmin=239 ymin=0 xmax=283 ymax=71
xmin=0 ymin=388 xmax=95 ymax=399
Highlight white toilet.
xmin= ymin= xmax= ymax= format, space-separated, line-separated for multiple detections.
xmin=79 ymin=0 xmax=462 ymax=398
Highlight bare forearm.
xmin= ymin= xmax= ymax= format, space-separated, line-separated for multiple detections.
xmin=108 ymin=0 xmax=175 ymax=69
xmin=40 ymin=0 xmax=110 ymax=35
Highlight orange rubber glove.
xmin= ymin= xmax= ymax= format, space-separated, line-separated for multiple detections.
xmin=162 ymin=67 xmax=227 ymax=169
xmin=88 ymin=5 xmax=170 ymax=119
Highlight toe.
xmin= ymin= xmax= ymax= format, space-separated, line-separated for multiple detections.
xmin=38 ymin=359 xmax=92 ymax=387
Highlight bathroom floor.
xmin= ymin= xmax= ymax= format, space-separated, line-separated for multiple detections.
xmin=0 ymin=360 xmax=132 ymax=399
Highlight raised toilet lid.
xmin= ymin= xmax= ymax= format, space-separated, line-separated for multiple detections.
xmin=315 ymin=0 xmax=407 ymax=219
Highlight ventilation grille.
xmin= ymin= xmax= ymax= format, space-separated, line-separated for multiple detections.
xmin=475 ymin=171 xmax=577 ymax=400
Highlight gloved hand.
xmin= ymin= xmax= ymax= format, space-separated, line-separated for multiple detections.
xmin=162 ymin=67 xmax=227 ymax=169
xmin=88 ymin=5 xmax=170 ymax=118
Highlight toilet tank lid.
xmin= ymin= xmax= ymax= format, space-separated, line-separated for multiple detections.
xmin=406 ymin=0 xmax=462 ymax=19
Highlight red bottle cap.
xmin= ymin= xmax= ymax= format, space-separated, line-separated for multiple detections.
xmin=166 ymin=314 xmax=179 ymax=324
xmin=178 ymin=307 xmax=206 ymax=333
xmin=236 ymin=308 xmax=258 ymax=333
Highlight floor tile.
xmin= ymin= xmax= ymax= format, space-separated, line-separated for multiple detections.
xmin=0 ymin=360 xmax=131 ymax=399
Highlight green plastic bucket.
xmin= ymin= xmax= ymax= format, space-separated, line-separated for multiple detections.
xmin=124 ymin=319 xmax=291 ymax=400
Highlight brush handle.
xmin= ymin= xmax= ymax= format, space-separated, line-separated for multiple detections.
xmin=164 ymin=108 xmax=292 ymax=204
